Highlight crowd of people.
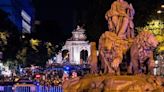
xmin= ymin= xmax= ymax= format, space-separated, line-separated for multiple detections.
xmin=0 ymin=63 xmax=87 ymax=88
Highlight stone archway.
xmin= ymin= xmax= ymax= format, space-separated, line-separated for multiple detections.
xmin=80 ymin=49 xmax=88 ymax=64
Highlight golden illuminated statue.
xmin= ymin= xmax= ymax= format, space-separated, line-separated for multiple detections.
xmin=63 ymin=0 xmax=164 ymax=91
xmin=128 ymin=31 xmax=158 ymax=74
xmin=99 ymin=31 xmax=128 ymax=75
xmin=105 ymin=0 xmax=135 ymax=39
xmin=88 ymin=42 xmax=98 ymax=74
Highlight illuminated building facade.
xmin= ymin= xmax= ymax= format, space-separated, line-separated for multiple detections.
xmin=0 ymin=0 xmax=34 ymax=33
xmin=62 ymin=26 xmax=90 ymax=64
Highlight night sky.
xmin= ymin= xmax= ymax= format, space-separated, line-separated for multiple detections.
xmin=32 ymin=0 xmax=77 ymax=44
xmin=32 ymin=0 xmax=164 ymax=44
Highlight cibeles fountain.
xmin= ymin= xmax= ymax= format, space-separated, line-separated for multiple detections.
xmin=62 ymin=25 xmax=90 ymax=64
xmin=63 ymin=0 xmax=164 ymax=91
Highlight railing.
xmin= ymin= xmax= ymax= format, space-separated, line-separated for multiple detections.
xmin=0 ymin=85 xmax=13 ymax=92
xmin=37 ymin=86 xmax=63 ymax=92
xmin=14 ymin=84 xmax=36 ymax=92
xmin=0 ymin=85 xmax=63 ymax=92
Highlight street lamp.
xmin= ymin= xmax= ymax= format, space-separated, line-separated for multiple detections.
xmin=157 ymin=4 xmax=164 ymax=14
xmin=157 ymin=10 xmax=162 ymax=14
xmin=161 ymin=5 xmax=164 ymax=8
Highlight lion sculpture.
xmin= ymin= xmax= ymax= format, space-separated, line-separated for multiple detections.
xmin=99 ymin=31 xmax=129 ymax=75
xmin=129 ymin=31 xmax=158 ymax=74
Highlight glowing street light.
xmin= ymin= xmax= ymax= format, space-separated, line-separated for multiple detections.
xmin=157 ymin=5 xmax=164 ymax=14
xmin=22 ymin=35 xmax=25 ymax=38
xmin=157 ymin=10 xmax=162 ymax=14
xmin=161 ymin=5 xmax=164 ymax=8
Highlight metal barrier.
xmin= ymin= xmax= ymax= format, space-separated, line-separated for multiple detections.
xmin=38 ymin=86 xmax=63 ymax=92
xmin=0 ymin=84 xmax=63 ymax=92
xmin=0 ymin=86 xmax=13 ymax=92
xmin=14 ymin=84 xmax=36 ymax=92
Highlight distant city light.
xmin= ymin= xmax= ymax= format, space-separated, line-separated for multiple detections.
xmin=161 ymin=5 xmax=164 ymax=8
xmin=64 ymin=66 xmax=70 ymax=71
xmin=35 ymin=20 xmax=41 ymax=25
xmin=35 ymin=74 xmax=41 ymax=78
xmin=22 ymin=35 xmax=25 ymax=38
xmin=157 ymin=10 xmax=162 ymax=14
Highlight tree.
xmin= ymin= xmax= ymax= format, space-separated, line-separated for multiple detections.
xmin=137 ymin=2 xmax=164 ymax=53
xmin=136 ymin=20 xmax=164 ymax=53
